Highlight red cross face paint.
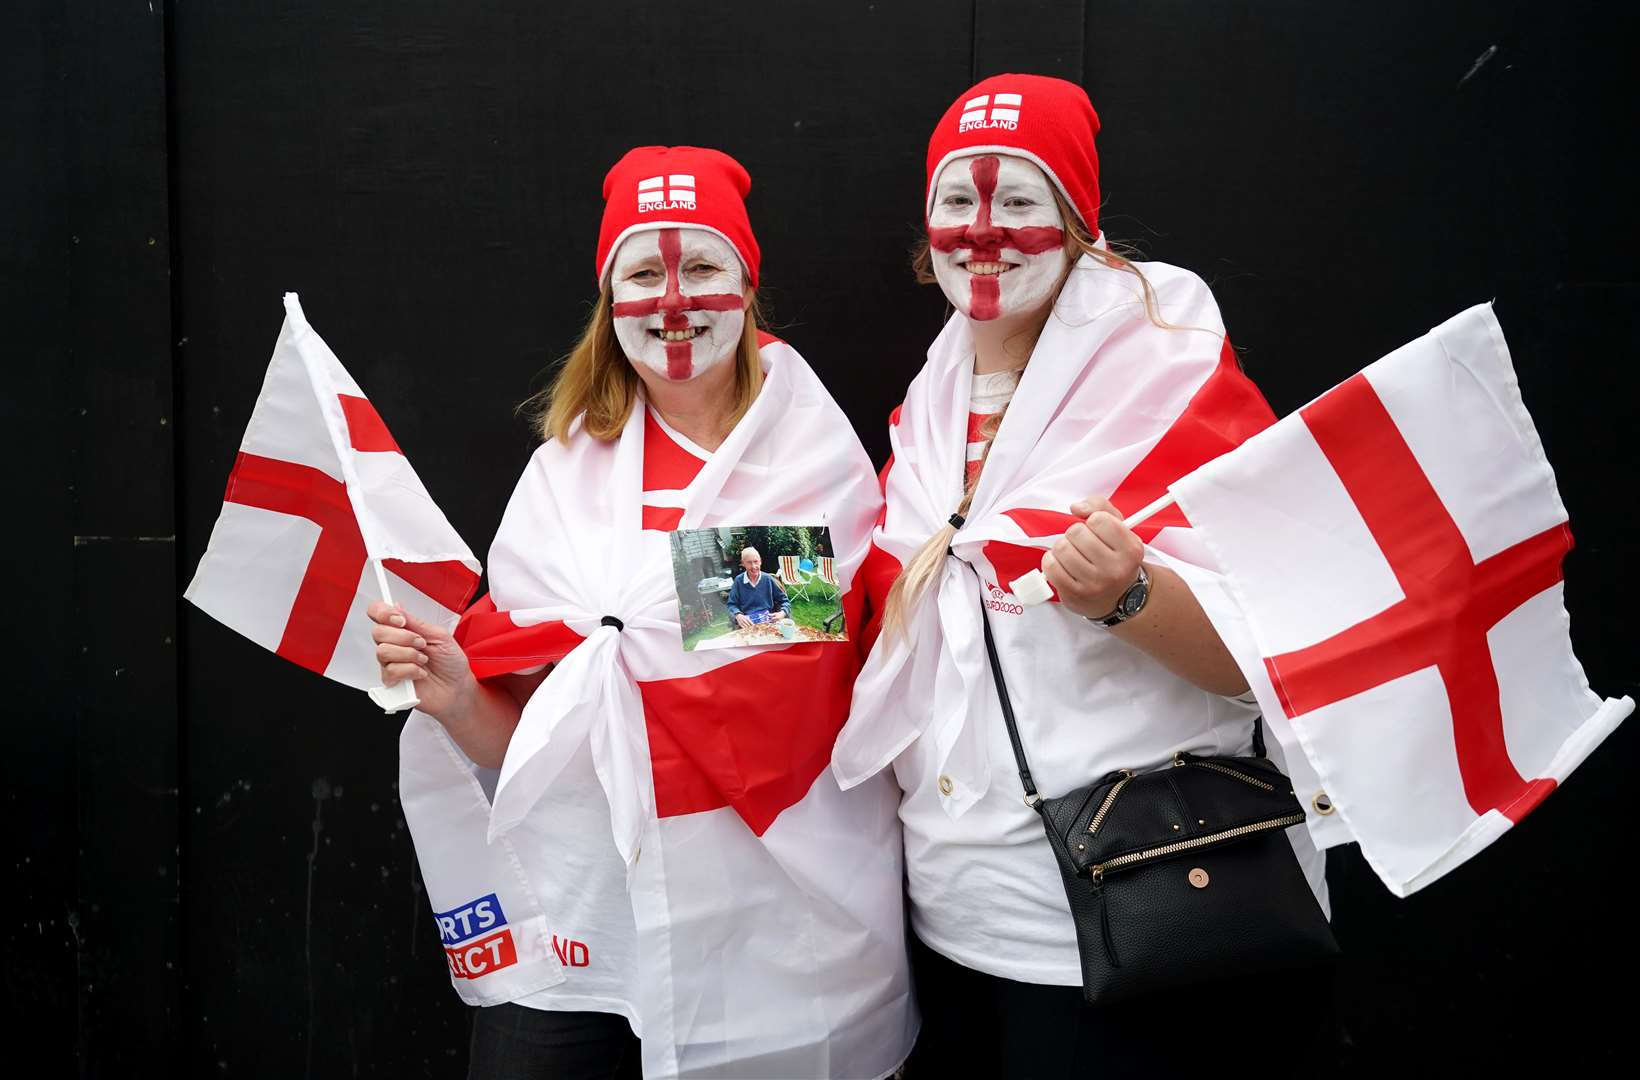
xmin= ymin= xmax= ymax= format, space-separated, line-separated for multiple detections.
xmin=610 ymin=227 xmax=746 ymax=382
xmin=927 ymin=154 xmax=1067 ymax=322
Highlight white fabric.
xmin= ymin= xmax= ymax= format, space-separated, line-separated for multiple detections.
xmin=402 ymin=341 xmax=916 ymax=1078
xmin=398 ymin=713 xmax=578 ymax=1004
xmin=185 ymin=293 xmax=479 ymax=690
xmin=834 ymin=255 xmax=1328 ymax=984
xmin=1171 ymin=303 xmax=1632 ymax=897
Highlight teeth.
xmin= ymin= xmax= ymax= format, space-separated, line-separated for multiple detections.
xmin=964 ymin=261 xmax=1014 ymax=276
xmin=656 ymin=327 xmax=706 ymax=342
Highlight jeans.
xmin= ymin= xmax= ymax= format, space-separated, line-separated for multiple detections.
xmin=467 ymin=1004 xmax=641 ymax=1080
xmin=905 ymin=933 xmax=1340 ymax=1078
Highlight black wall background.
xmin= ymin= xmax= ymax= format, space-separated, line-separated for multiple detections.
xmin=11 ymin=2 xmax=1636 ymax=1075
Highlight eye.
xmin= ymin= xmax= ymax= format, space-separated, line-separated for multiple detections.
xmin=687 ymin=262 xmax=721 ymax=274
xmin=629 ymin=268 xmax=661 ymax=283
xmin=1002 ymin=197 xmax=1035 ymax=209
xmin=943 ymin=194 xmax=973 ymax=208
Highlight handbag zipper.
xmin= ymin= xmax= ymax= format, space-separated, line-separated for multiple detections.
xmin=1090 ymin=812 xmax=1306 ymax=878
xmin=1085 ymin=770 xmax=1134 ymax=836
xmin=1172 ymin=753 xmax=1275 ymax=792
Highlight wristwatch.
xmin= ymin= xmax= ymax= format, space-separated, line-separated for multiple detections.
xmin=1089 ymin=564 xmax=1150 ymax=628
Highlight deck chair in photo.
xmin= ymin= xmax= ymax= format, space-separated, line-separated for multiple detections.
xmin=776 ymin=555 xmax=813 ymax=601
xmin=814 ymin=555 xmax=846 ymax=634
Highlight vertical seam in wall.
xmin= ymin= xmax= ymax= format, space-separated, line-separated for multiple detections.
xmin=1079 ymin=0 xmax=1091 ymax=83
xmin=1081 ymin=0 xmax=1092 ymax=85
xmin=159 ymin=0 xmax=189 ymax=1060
xmin=970 ymin=0 xmax=980 ymax=82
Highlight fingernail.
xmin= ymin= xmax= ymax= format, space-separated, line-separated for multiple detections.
xmin=390 ymin=614 xmax=406 ymax=627
xmin=416 ymin=652 xmax=429 ymax=664
xmin=413 ymin=637 xmax=426 ymax=649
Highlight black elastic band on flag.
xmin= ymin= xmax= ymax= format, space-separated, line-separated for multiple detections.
xmin=600 ymin=615 xmax=625 ymax=632
xmin=948 ymin=513 xmax=966 ymax=529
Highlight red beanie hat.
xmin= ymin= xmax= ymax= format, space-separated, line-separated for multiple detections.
xmin=925 ymin=74 xmax=1102 ymax=236
xmin=595 ymin=146 xmax=761 ymax=287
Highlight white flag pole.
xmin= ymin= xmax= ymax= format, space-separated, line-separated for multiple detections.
xmin=365 ymin=560 xmax=422 ymax=714
xmin=1008 ymin=490 xmax=1185 ymax=606
xmin=1122 ymin=492 xmax=1177 ymax=530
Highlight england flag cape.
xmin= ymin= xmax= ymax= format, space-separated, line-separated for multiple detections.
xmin=400 ymin=337 xmax=916 ymax=1079
xmin=833 ymin=252 xmax=1325 ymax=837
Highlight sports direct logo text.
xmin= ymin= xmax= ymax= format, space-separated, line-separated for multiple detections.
xmin=638 ymin=174 xmax=696 ymax=212
xmin=435 ymin=893 xmax=518 ymax=980
xmin=958 ymin=93 xmax=1022 ymax=132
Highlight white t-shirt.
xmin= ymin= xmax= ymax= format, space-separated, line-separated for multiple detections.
xmin=892 ymin=373 xmax=1329 ymax=987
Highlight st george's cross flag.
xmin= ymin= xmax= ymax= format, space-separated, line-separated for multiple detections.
xmin=185 ymin=293 xmax=481 ymax=690
xmin=1171 ymin=304 xmax=1633 ymax=897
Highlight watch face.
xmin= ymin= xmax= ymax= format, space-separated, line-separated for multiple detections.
xmin=1120 ymin=579 xmax=1148 ymax=616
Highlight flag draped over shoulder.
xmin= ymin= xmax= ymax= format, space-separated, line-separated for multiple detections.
xmin=400 ymin=337 xmax=916 ymax=1079
xmin=185 ymin=293 xmax=480 ymax=689
xmin=1171 ymin=304 xmax=1633 ymax=896
xmin=834 ymin=253 xmax=1277 ymax=813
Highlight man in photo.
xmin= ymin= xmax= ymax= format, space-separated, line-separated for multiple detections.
xmin=726 ymin=547 xmax=790 ymax=629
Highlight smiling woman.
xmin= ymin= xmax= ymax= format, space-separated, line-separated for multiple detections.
xmin=835 ymin=74 xmax=1333 ymax=1075
xmin=370 ymin=145 xmax=915 ymax=1080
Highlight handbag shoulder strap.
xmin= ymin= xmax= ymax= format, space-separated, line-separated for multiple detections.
xmin=975 ymin=579 xmax=1041 ymax=807
xmin=973 ymin=565 xmax=1267 ymax=803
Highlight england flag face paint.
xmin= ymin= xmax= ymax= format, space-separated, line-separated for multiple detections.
xmin=928 ymin=154 xmax=1068 ymax=322
xmin=610 ymin=227 xmax=746 ymax=382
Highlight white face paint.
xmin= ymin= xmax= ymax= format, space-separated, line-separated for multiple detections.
xmin=927 ymin=154 xmax=1069 ymax=322
xmin=609 ymin=227 xmax=746 ymax=382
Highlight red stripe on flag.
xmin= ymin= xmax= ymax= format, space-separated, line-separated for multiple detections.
xmin=222 ymin=452 xmax=366 ymax=675
xmin=642 ymin=411 xmax=707 ymax=492
xmin=981 ymin=508 xmax=1081 ymax=602
xmin=382 ymin=558 xmax=481 ymax=613
xmin=976 ymin=342 xmax=1273 ymax=598
xmin=641 ymin=505 xmax=685 ymax=531
xmin=857 ymin=541 xmax=902 ymax=654
xmin=641 ymin=586 xmax=865 ymax=834
xmin=338 ymin=394 xmax=402 ymax=453
xmin=455 ymin=595 xmax=586 ymax=680
xmin=1107 ymin=337 xmax=1276 ymax=541
xmin=1264 ymin=373 xmax=1567 ymax=822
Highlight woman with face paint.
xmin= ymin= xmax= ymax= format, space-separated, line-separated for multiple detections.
xmin=834 ymin=76 xmax=1335 ymax=1072
xmin=372 ymin=147 xmax=916 ymax=1080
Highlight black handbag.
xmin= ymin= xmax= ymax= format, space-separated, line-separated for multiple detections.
xmin=977 ymin=591 xmax=1339 ymax=1005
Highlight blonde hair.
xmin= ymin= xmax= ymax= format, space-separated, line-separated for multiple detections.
xmin=884 ymin=188 xmax=1178 ymax=641
xmin=527 ymin=287 xmax=766 ymax=444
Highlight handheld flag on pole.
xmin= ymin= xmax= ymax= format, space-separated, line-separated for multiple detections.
xmin=185 ymin=293 xmax=481 ymax=712
xmin=1164 ymin=304 xmax=1631 ymax=895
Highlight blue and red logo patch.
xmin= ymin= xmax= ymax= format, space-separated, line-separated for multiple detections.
xmin=434 ymin=893 xmax=518 ymax=980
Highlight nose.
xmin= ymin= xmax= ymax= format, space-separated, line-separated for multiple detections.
xmin=657 ymin=273 xmax=690 ymax=330
xmin=962 ymin=216 xmax=1005 ymax=250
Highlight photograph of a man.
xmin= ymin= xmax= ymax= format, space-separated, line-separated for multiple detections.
xmin=726 ymin=547 xmax=790 ymax=629
xmin=667 ymin=525 xmax=847 ymax=652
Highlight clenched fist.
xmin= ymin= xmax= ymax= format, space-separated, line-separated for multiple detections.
xmin=1041 ymin=495 xmax=1146 ymax=621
